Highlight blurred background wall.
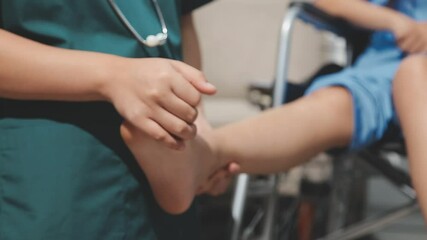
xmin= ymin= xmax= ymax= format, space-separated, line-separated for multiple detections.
xmin=192 ymin=0 xmax=345 ymax=126
xmin=193 ymin=0 xmax=334 ymax=98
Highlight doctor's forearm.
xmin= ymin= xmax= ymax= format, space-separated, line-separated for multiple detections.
xmin=315 ymin=0 xmax=411 ymax=33
xmin=182 ymin=13 xmax=202 ymax=70
xmin=0 ymin=29 xmax=124 ymax=102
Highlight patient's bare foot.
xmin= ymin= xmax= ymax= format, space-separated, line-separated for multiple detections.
xmin=120 ymin=117 xmax=225 ymax=214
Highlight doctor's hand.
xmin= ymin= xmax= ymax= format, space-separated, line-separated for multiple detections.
xmin=102 ymin=58 xmax=216 ymax=150
xmin=392 ymin=18 xmax=427 ymax=54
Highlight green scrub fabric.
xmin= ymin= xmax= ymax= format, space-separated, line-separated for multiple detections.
xmin=0 ymin=0 xmax=211 ymax=239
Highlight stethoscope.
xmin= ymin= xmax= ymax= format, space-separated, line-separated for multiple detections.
xmin=108 ymin=0 xmax=168 ymax=48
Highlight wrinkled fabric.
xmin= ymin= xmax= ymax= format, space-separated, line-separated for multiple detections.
xmin=306 ymin=0 xmax=427 ymax=150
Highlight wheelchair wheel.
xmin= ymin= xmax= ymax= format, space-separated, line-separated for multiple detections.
xmin=276 ymin=154 xmax=377 ymax=240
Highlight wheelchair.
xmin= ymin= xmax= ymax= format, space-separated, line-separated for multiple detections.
xmin=230 ymin=2 xmax=419 ymax=240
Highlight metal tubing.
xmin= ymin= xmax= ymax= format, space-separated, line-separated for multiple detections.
xmin=273 ymin=5 xmax=302 ymax=107
xmin=319 ymin=202 xmax=419 ymax=240
xmin=259 ymin=175 xmax=279 ymax=240
xmin=231 ymin=174 xmax=250 ymax=240
xmin=259 ymin=5 xmax=303 ymax=240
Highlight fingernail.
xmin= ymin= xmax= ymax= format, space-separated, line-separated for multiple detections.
xmin=205 ymin=82 xmax=216 ymax=89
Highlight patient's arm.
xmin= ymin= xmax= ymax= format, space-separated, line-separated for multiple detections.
xmin=315 ymin=0 xmax=427 ymax=54
xmin=315 ymin=0 xmax=409 ymax=32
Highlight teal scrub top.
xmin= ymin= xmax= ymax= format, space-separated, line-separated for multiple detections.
xmin=0 ymin=1 xmax=211 ymax=240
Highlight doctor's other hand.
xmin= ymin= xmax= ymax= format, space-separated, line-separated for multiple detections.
xmin=102 ymin=58 xmax=216 ymax=150
xmin=197 ymin=162 xmax=241 ymax=197
xmin=392 ymin=18 xmax=427 ymax=54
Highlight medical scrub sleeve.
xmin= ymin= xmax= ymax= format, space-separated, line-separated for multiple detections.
xmin=0 ymin=1 xmax=210 ymax=240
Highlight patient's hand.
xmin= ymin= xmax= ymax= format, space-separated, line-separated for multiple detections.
xmin=120 ymin=114 xmax=232 ymax=214
xmin=393 ymin=19 xmax=427 ymax=54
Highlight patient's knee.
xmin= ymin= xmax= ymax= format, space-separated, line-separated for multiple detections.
xmin=309 ymin=87 xmax=352 ymax=114
xmin=308 ymin=87 xmax=353 ymax=145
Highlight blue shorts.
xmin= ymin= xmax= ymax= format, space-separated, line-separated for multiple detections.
xmin=305 ymin=48 xmax=402 ymax=150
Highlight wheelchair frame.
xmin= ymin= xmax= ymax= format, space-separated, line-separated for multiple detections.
xmin=230 ymin=2 xmax=419 ymax=240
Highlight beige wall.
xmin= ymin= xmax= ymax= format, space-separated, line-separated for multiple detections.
xmin=194 ymin=0 xmax=327 ymax=98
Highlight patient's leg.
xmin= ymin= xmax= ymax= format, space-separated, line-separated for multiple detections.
xmin=122 ymin=86 xmax=354 ymax=214
xmin=120 ymin=113 xmax=226 ymax=214
xmin=393 ymin=55 xmax=427 ymax=223
xmin=212 ymin=86 xmax=354 ymax=174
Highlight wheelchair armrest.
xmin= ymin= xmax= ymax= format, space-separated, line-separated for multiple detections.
xmin=290 ymin=2 xmax=371 ymax=46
